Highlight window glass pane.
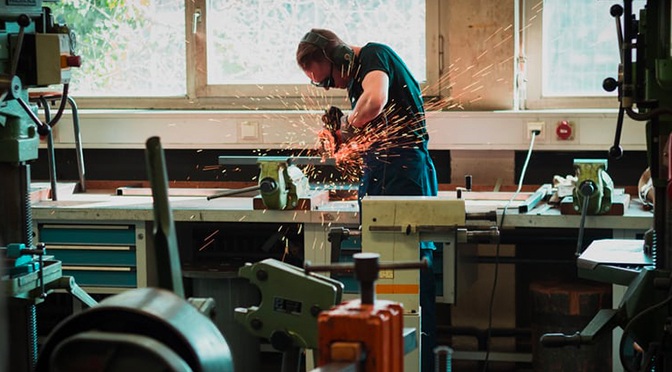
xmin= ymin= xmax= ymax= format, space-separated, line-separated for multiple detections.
xmin=47 ymin=0 xmax=186 ymax=97
xmin=542 ymin=0 xmax=645 ymax=97
xmin=206 ymin=0 xmax=426 ymax=86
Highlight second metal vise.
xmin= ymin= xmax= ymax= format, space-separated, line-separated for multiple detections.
xmin=572 ymin=159 xmax=614 ymax=215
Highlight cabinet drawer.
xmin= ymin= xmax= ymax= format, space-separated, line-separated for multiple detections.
xmin=39 ymin=224 xmax=136 ymax=246
xmin=47 ymin=245 xmax=136 ymax=266
xmin=62 ymin=266 xmax=137 ymax=288
xmin=38 ymin=223 xmax=139 ymax=288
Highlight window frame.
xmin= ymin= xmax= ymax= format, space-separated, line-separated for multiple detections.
xmin=522 ymin=0 xmax=622 ymax=110
xmin=68 ymin=0 xmax=440 ymax=110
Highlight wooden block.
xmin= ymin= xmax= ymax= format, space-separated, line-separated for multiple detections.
xmin=530 ymin=280 xmax=611 ymax=316
xmin=529 ymin=280 xmax=612 ymax=371
xmin=253 ymin=190 xmax=330 ymax=210
xmin=560 ymin=193 xmax=630 ymax=216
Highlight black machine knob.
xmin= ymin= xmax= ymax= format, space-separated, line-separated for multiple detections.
xmin=17 ymin=14 xmax=31 ymax=27
xmin=603 ymin=77 xmax=619 ymax=92
xmin=610 ymin=4 xmax=623 ymax=17
xmin=578 ymin=180 xmax=597 ymax=198
xmin=259 ymin=178 xmax=278 ymax=193
xmin=609 ymin=145 xmax=624 ymax=159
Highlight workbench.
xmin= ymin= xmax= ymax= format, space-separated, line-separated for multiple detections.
xmin=29 ymin=183 xmax=654 ymax=291
xmin=29 ymin=183 xmax=653 ymax=371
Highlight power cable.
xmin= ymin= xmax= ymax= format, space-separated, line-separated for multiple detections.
xmin=481 ymin=130 xmax=539 ymax=371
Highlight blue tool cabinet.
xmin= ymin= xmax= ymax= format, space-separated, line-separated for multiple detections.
xmin=36 ymin=222 xmax=147 ymax=291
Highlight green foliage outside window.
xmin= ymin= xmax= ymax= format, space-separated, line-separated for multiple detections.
xmin=47 ymin=0 xmax=186 ymax=97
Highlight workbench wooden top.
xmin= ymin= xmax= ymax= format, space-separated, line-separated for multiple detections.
xmin=30 ymin=183 xmax=359 ymax=224
xmin=29 ymin=183 xmax=653 ymax=231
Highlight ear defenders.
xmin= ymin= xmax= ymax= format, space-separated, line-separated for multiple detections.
xmin=301 ymin=31 xmax=355 ymax=71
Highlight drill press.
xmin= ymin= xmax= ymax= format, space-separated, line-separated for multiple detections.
xmin=543 ymin=2 xmax=672 ymax=370
xmin=0 ymin=3 xmax=84 ymax=371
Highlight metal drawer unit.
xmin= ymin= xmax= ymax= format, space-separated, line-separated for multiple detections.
xmin=36 ymin=222 xmax=147 ymax=292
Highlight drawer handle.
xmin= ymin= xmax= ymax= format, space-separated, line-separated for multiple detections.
xmin=41 ymin=224 xmax=132 ymax=230
xmin=62 ymin=266 xmax=133 ymax=272
xmin=48 ymin=245 xmax=134 ymax=251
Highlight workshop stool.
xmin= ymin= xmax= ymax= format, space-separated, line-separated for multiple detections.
xmin=29 ymin=91 xmax=86 ymax=200
xmin=530 ymin=280 xmax=612 ymax=372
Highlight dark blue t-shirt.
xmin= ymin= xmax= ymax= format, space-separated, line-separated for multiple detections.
xmin=347 ymin=42 xmax=437 ymax=200
xmin=347 ymin=42 xmax=429 ymax=151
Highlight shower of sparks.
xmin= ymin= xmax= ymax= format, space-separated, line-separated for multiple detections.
xmin=203 ymin=229 xmax=220 ymax=242
xmin=198 ymin=238 xmax=215 ymax=252
xmin=189 ymin=14 xmax=542 ymax=248
xmin=281 ymin=237 xmax=290 ymax=262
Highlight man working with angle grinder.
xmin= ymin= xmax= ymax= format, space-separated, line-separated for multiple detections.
xmin=296 ymin=28 xmax=438 ymax=372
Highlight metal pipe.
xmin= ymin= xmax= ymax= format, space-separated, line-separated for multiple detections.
xmin=67 ymin=96 xmax=86 ymax=192
xmin=39 ymin=97 xmax=57 ymax=201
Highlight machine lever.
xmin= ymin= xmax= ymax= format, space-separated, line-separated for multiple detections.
xmin=145 ymin=137 xmax=185 ymax=298
xmin=609 ymin=104 xmax=625 ymax=159
xmin=207 ymin=178 xmax=278 ymax=201
xmin=540 ymin=332 xmax=582 ymax=348
xmin=51 ymin=276 xmax=97 ymax=308
xmin=611 ymin=4 xmax=624 ymax=64
xmin=542 ymin=308 xmax=620 ymax=349
xmin=10 ymin=15 xmax=30 ymax=77
xmin=606 ymin=4 xmax=625 ymax=159
xmin=207 ymin=184 xmax=261 ymax=200
xmin=16 ymin=97 xmax=50 ymax=136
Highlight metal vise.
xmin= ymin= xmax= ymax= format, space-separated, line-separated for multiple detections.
xmin=257 ymin=159 xmax=309 ymax=210
xmin=210 ymin=156 xmax=313 ymax=210
xmin=572 ymin=159 xmax=614 ymax=215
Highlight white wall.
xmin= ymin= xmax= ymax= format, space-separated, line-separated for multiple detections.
xmin=48 ymin=110 xmax=646 ymax=152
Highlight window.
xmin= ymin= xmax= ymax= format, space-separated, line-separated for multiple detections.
xmin=46 ymin=0 xmax=438 ymax=110
xmin=47 ymin=0 xmax=186 ymax=97
xmin=523 ymin=0 xmax=646 ymax=109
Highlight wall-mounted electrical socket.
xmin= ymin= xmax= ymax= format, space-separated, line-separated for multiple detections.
xmin=239 ymin=121 xmax=260 ymax=141
xmin=526 ymin=121 xmax=545 ymax=141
